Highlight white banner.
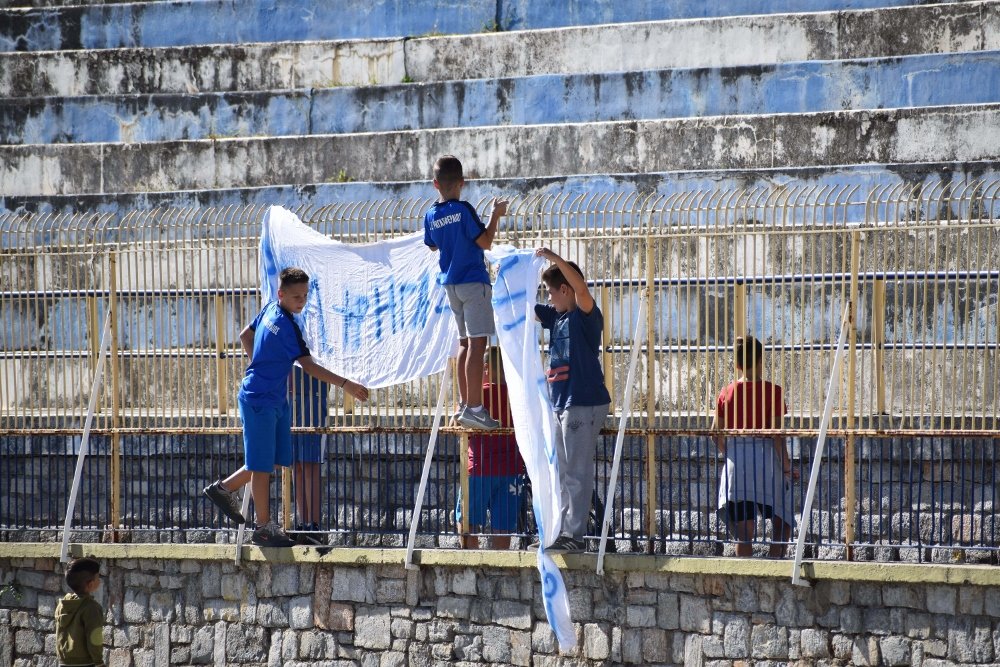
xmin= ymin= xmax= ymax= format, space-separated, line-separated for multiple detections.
xmin=489 ymin=246 xmax=576 ymax=652
xmin=259 ymin=206 xmax=457 ymax=388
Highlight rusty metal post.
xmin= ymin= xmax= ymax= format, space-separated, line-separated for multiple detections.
xmin=872 ymin=279 xmax=887 ymax=414
xmin=214 ymin=295 xmax=229 ymax=415
xmin=644 ymin=239 xmax=658 ymax=552
xmin=844 ymin=231 xmax=861 ymax=559
xmin=108 ymin=251 xmax=122 ymax=540
xmin=601 ymin=285 xmax=614 ymax=399
xmin=459 ymin=432 xmax=470 ymax=547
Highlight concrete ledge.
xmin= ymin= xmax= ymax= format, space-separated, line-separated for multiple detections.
xmin=0 ymin=39 xmax=406 ymax=98
xmin=407 ymin=1 xmax=996 ymax=81
xmin=5 ymin=542 xmax=1000 ymax=586
xmin=0 ymin=0 xmax=971 ymax=52
xmin=2 ymin=103 xmax=999 ymax=197
xmin=3 ymin=160 xmax=997 ymax=215
xmin=5 ymin=51 xmax=999 ymax=145
xmin=0 ymin=2 xmax=994 ymax=97
xmin=0 ymin=0 xmax=496 ymax=51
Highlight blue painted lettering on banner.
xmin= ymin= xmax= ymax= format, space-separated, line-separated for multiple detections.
xmin=542 ymin=570 xmax=559 ymax=597
xmin=325 ymin=274 xmax=449 ymax=352
xmin=261 ymin=236 xmax=279 ymax=284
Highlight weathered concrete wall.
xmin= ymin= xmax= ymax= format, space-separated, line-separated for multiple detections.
xmin=3 ymin=544 xmax=1000 ymax=666
xmin=2 ymin=104 xmax=999 ymax=197
xmin=0 ymin=0 xmax=498 ymax=51
xmin=1 ymin=2 xmax=995 ymax=97
xmin=0 ymin=0 xmax=978 ymax=51
xmin=0 ymin=40 xmax=406 ymax=98
xmin=406 ymin=2 xmax=997 ymax=81
xmin=2 ymin=160 xmax=996 ymax=216
xmin=5 ymin=51 xmax=999 ymax=145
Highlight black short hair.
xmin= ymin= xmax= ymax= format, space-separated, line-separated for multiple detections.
xmin=541 ymin=261 xmax=584 ymax=290
xmin=279 ymin=267 xmax=309 ymax=290
xmin=735 ymin=335 xmax=764 ymax=370
xmin=65 ymin=557 xmax=100 ymax=595
xmin=433 ymin=155 xmax=464 ymax=186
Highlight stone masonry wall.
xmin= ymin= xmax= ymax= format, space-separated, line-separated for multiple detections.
xmin=2 ymin=547 xmax=1000 ymax=667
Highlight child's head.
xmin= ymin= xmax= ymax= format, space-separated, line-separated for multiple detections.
xmin=277 ymin=267 xmax=310 ymax=314
xmin=734 ymin=335 xmax=764 ymax=371
xmin=65 ymin=557 xmax=101 ymax=595
xmin=541 ymin=260 xmax=585 ymax=313
xmin=433 ymin=155 xmax=464 ymax=197
xmin=484 ymin=345 xmax=505 ymax=384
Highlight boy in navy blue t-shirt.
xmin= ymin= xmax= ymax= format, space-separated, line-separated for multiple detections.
xmin=532 ymin=248 xmax=612 ymax=554
xmin=423 ymin=155 xmax=508 ymax=430
xmin=204 ymin=267 xmax=370 ymax=547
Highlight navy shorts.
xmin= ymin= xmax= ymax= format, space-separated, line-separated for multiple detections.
xmin=725 ymin=500 xmax=776 ymax=524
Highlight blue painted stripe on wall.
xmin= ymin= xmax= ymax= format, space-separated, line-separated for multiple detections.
xmin=499 ymin=0 xmax=964 ymax=31
xmin=0 ymin=0 xmax=966 ymax=52
xmin=5 ymin=51 xmax=999 ymax=145
xmin=2 ymin=161 xmax=996 ymax=218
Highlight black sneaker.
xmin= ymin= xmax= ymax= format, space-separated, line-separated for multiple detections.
xmin=250 ymin=523 xmax=296 ymax=548
xmin=294 ymin=523 xmax=326 ymax=546
xmin=546 ymin=536 xmax=585 ymax=554
xmin=203 ymin=480 xmax=245 ymax=524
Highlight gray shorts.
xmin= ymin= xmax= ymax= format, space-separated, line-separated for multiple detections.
xmin=445 ymin=282 xmax=495 ymax=338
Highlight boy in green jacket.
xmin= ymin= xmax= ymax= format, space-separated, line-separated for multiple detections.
xmin=55 ymin=557 xmax=105 ymax=667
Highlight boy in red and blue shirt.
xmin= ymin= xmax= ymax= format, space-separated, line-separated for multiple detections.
xmin=457 ymin=346 xmax=525 ymax=549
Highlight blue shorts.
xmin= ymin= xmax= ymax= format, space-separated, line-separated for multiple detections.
xmin=239 ymin=396 xmax=292 ymax=473
xmin=456 ymin=475 xmax=520 ymax=532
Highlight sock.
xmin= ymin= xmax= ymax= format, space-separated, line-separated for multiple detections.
xmin=469 ymin=405 xmax=484 ymax=413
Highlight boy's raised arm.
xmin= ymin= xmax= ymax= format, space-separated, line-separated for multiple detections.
xmin=535 ymin=247 xmax=595 ymax=313
xmin=475 ymin=197 xmax=509 ymax=250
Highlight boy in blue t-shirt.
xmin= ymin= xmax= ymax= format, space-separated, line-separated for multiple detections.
xmin=532 ymin=248 xmax=612 ymax=554
xmin=423 ymin=155 xmax=508 ymax=430
xmin=203 ymin=267 xmax=370 ymax=548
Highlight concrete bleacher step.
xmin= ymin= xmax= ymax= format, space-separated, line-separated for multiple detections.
xmin=2 ymin=160 xmax=996 ymax=216
xmin=0 ymin=0 xmax=980 ymax=51
xmin=1 ymin=1 xmax=994 ymax=97
xmin=4 ymin=50 xmax=998 ymax=145
xmin=2 ymin=103 xmax=998 ymax=197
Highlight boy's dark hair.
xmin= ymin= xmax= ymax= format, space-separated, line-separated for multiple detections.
xmin=279 ymin=267 xmax=309 ymax=290
xmin=541 ymin=261 xmax=585 ymax=289
xmin=433 ymin=155 xmax=464 ymax=186
xmin=65 ymin=557 xmax=100 ymax=595
xmin=735 ymin=335 xmax=764 ymax=370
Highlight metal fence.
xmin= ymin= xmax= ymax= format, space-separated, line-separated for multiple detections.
xmin=1 ymin=181 xmax=998 ymax=560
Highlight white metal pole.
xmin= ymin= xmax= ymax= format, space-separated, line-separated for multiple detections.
xmin=60 ymin=311 xmax=112 ymax=563
xmin=597 ymin=294 xmax=646 ymax=575
xmin=791 ymin=306 xmax=850 ymax=586
xmin=405 ymin=363 xmax=451 ymax=570
xmin=234 ymin=487 xmax=252 ymax=564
